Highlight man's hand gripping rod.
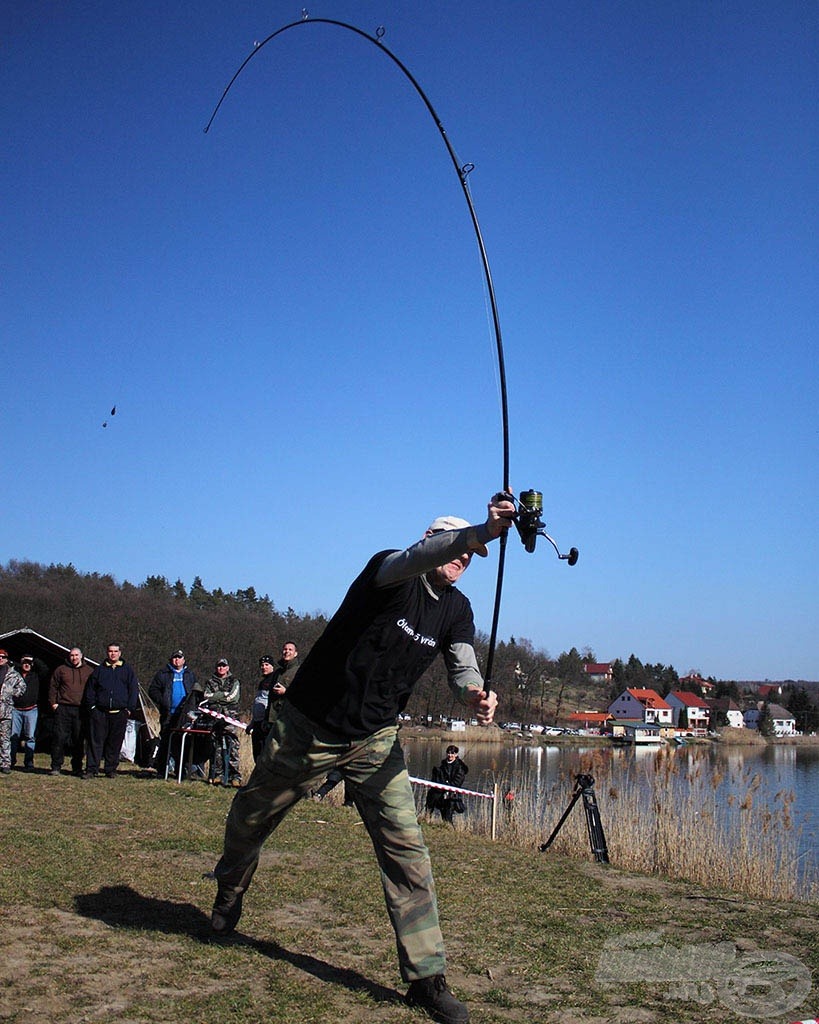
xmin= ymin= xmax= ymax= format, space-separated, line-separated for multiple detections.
xmin=483 ymin=490 xmax=578 ymax=693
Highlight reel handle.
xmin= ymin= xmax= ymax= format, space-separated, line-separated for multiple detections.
xmin=511 ymin=490 xmax=579 ymax=565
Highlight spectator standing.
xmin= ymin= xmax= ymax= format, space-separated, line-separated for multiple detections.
xmin=427 ymin=745 xmax=469 ymax=823
xmin=210 ymin=497 xmax=513 ymax=1024
xmin=0 ymin=650 xmax=26 ymax=775
xmin=83 ymin=643 xmax=139 ymax=778
xmin=48 ymin=647 xmax=93 ymax=776
xmin=148 ymin=649 xmax=201 ymax=778
xmin=247 ymin=655 xmax=275 ymax=762
xmin=201 ymin=657 xmax=242 ymax=787
xmin=11 ymin=654 xmax=42 ymax=771
xmin=264 ymin=641 xmax=300 ymax=728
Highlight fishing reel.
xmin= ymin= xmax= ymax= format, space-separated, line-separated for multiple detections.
xmin=509 ymin=489 xmax=578 ymax=565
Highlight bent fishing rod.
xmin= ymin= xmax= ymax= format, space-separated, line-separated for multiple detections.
xmin=204 ymin=13 xmax=578 ymax=691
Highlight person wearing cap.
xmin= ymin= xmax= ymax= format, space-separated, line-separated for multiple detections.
xmin=210 ymin=494 xmax=515 ymax=1024
xmin=264 ymin=641 xmax=300 ymax=728
xmin=48 ymin=647 xmax=93 ymax=776
xmin=201 ymin=658 xmax=242 ymax=786
xmin=247 ymin=655 xmax=276 ymax=762
xmin=148 ymin=649 xmax=201 ymax=778
xmin=11 ymin=654 xmax=44 ymax=771
xmin=0 ymin=650 xmax=26 ymax=774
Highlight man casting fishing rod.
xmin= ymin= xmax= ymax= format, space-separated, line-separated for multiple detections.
xmin=211 ymin=493 xmax=516 ymax=1024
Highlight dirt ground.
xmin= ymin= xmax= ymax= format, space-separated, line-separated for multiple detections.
xmin=1 ymin=859 xmax=816 ymax=1024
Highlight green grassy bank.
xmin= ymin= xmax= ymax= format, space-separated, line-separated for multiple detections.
xmin=0 ymin=760 xmax=816 ymax=1024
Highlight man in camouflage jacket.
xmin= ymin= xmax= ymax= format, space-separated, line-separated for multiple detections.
xmin=0 ymin=650 xmax=26 ymax=773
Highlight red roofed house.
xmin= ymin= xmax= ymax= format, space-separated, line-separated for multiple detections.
xmin=567 ymin=711 xmax=612 ymax=734
xmin=583 ymin=663 xmax=613 ymax=684
xmin=679 ymin=672 xmax=714 ymax=695
xmin=665 ymin=691 xmax=711 ymax=733
xmin=607 ymin=688 xmax=674 ymax=727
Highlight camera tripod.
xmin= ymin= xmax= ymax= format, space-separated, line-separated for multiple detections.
xmin=539 ymin=773 xmax=609 ymax=863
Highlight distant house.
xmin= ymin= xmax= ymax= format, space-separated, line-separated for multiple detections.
xmin=707 ymin=697 xmax=745 ymax=729
xmin=610 ymin=719 xmax=665 ymax=744
xmin=567 ymin=711 xmax=612 ymax=733
xmin=583 ymin=663 xmax=612 ymax=684
xmin=665 ymin=691 xmax=711 ymax=732
xmin=757 ymin=684 xmax=784 ymax=700
xmin=743 ymin=702 xmax=797 ymax=736
xmin=607 ymin=688 xmax=674 ymax=727
xmin=679 ymin=672 xmax=713 ymax=694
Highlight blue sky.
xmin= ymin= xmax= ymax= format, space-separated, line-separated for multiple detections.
xmin=2 ymin=2 xmax=816 ymax=682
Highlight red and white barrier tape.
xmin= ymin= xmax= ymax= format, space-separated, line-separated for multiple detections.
xmin=196 ymin=704 xmax=247 ymax=731
xmin=193 ymin=712 xmax=495 ymax=803
xmin=409 ymin=776 xmax=494 ymax=800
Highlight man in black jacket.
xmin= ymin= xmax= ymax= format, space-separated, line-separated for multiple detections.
xmin=427 ymin=745 xmax=469 ymax=823
xmin=148 ymin=649 xmax=201 ymax=777
xmin=83 ymin=643 xmax=139 ymax=778
xmin=264 ymin=641 xmax=300 ymax=728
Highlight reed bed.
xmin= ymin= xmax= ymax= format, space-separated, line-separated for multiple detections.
xmin=238 ymin=732 xmax=816 ymax=902
xmin=416 ymin=744 xmax=818 ymax=903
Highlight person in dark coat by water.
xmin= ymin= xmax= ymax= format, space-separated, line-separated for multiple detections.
xmin=427 ymin=745 xmax=469 ymax=823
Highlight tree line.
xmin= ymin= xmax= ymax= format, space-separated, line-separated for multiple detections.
xmin=0 ymin=560 xmax=326 ymax=714
xmin=2 ymin=560 xmax=599 ymax=721
xmin=9 ymin=558 xmax=813 ymax=728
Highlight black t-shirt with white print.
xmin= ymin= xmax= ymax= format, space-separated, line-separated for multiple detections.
xmin=285 ymin=549 xmax=475 ymax=738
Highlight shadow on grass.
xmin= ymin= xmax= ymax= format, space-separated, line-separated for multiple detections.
xmin=74 ymin=884 xmax=211 ymax=937
xmin=74 ymin=885 xmax=402 ymax=1006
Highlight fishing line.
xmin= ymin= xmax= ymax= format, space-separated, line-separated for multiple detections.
xmin=204 ymin=13 xmax=575 ymax=695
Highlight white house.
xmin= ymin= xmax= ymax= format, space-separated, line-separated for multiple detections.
xmin=743 ymin=702 xmax=797 ymax=736
xmin=665 ymin=691 xmax=711 ymax=732
xmin=706 ymin=698 xmax=745 ymax=729
xmin=607 ymin=688 xmax=674 ymax=726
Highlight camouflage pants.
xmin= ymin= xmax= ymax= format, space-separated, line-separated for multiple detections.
xmin=210 ymin=723 xmax=241 ymax=783
xmin=215 ymin=701 xmax=446 ymax=982
xmin=0 ymin=718 xmax=11 ymax=770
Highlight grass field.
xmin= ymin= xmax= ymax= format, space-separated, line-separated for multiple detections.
xmin=1 ymin=755 xmax=817 ymax=1024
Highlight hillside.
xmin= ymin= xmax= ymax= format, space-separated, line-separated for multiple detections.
xmin=7 ymin=558 xmax=808 ymax=726
xmin=0 ymin=559 xmax=610 ymax=724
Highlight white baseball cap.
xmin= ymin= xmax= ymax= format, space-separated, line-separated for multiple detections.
xmin=426 ymin=516 xmax=488 ymax=557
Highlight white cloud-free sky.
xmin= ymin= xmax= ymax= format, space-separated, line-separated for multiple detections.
xmin=2 ymin=1 xmax=816 ymax=681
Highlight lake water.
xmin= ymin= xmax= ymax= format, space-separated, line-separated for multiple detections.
xmin=401 ymin=735 xmax=819 ymax=881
